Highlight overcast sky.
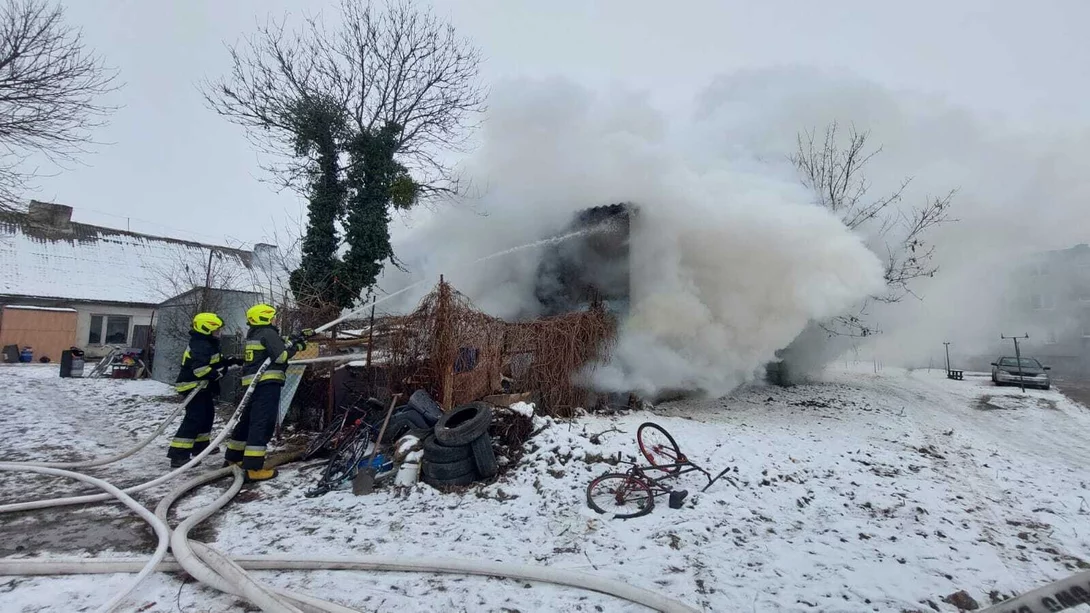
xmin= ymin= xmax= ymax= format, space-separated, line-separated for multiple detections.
xmin=28 ymin=0 xmax=1090 ymax=248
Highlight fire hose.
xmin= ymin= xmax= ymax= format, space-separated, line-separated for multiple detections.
xmin=0 ymin=361 xmax=268 ymax=513
xmin=0 ymin=463 xmax=171 ymax=613
xmin=6 ymin=384 xmax=204 ymax=470
xmin=0 ymin=461 xmax=702 ymax=613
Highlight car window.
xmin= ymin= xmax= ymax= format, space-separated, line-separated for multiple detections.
xmin=999 ymin=358 xmax=1042 ymax=368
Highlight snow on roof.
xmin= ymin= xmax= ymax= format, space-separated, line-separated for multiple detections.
xmin=2 ymin=305 xmax=77 ymax=312
xmin=0 ymin=209 xmax=263 ymax=305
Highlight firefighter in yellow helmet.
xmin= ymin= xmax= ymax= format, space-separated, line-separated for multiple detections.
xmin=223 ymin=303 xmax=307 ymax=481
xmin=168 ymin=312 xmax=241 ymax=468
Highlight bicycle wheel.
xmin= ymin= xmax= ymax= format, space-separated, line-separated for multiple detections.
xmin=317 ymin=428 xmax=371 ymax=489
xmin=586 ymin=473 xmax=654 ymax=519
xmin=301 ymin=414 xmax=346 ymax=461
xmin=637 ymin=422 xmax=684 ymax=474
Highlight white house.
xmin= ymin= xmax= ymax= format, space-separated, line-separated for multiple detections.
xmin=0 ymin=200 xmax=279 ymax=359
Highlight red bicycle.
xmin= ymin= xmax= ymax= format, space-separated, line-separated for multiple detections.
xmin=586 ymin=422 xmax=736 ymax=519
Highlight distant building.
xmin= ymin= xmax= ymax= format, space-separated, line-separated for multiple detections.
xmin=152 ymin=286 xmax=261 ymax=395
xmin=999 ymin=243 xmax=1090 ymax=376
xmin=0 ymin=200 xmax=279 ymax=365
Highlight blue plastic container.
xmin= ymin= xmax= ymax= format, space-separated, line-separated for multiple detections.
xmin=19 ymin=347 xmax=32 ymax=363
xmin=358 ymin=454 xmax=393 ymax=473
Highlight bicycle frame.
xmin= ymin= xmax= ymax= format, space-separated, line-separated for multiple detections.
xmin=621 ymin=460 xmax=735 ymax=494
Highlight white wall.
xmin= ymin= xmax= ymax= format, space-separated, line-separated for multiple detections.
xmin=74 ymin=304 xmax=154 ymax=358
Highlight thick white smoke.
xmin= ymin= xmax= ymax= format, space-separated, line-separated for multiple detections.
xmin=687 ymin=68 xmax=1090 ymax=369
xmin=381 ymin=77 xmax=884 ymax=397
xmin=588 ymin=196 xmax=884 ymax=397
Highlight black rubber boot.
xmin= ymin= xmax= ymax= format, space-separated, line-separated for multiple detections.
xmin=668 ymin=490 xmax=689 ymax=509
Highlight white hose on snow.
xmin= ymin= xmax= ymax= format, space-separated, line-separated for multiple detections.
xmin=0 ymin=362 xmax=269 ymax=513
xmin=4 ymin=385 xmax=201 ymax=469
xmin=2 ymin=461 xmax=701 ymax=613
xmin=978 ymin=570 xmax=1090 ymax=613
xmin=152 ymin=467 xmax=359 ymax=613
xmin=0 ymin=463 xmax=170 ymax=613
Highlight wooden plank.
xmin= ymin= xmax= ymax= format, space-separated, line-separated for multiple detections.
xmin=482 ymin=392 xmax=533 ymax=407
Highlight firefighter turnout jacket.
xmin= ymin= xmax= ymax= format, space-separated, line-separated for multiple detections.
xmin=175 ymin=330 xmax=223 ymax=393
xmin=241 ymin=324 xmax=298 ymax=386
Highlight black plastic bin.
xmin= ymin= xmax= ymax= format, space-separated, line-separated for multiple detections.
xmin=59 ymin=348 xmax=85 ymax=378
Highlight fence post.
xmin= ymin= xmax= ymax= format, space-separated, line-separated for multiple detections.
xmin=437 ymin=276 xmax=455 ymax=410
xmin=325 ymin=327 xmax=336 ymax=427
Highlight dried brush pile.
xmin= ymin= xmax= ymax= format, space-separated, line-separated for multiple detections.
xmin=384 ymin=281 xmax=504 ymax=406
xmin=489 ymin=406 xmax=534 ymax=473
xmin=503 ymin=306 xmax=616 ymax=417
xmin=375 ymin=279 xmax=616 ymax=418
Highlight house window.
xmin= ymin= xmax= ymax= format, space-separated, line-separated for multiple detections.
xmin=88 ymin=315 xmax=102 ymax=344
xmin=1032 ymin=294 xmax=1055 ymax=310
xmin=88 ymin=315 xmax=131 ymax=345
xmin=105 ymin=316 xmax=130 ymax=343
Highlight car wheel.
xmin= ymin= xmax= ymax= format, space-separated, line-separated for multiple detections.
xmin=434 ymin=402 xmax=493 ymax=447
xmin=470 ymin=434 xmax=498 ymax=479
xmin=422 ymin=457 xmax=476 ymax=481
xmin=422 ymin=434 xmax=472 ymax=463
xmin=423 ymin=471 xmax=475 ymax=488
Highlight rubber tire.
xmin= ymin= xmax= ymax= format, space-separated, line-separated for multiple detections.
xmin=423 ymin=471 xmax=475 ymax=488
xmin=408 ymin=389 xmax=443 ymax=426
xmin=422 ymin=456 xmax=476 ymax=481
xmin=383 ymin=409 xmax=430 ymax=443
xmin=470 ymin=434 xmax=498 ymax=479
xmin=434 ymin=402 xmax=493 ymax=446
xmin=423 ymin=434 xmax=472 ymax=463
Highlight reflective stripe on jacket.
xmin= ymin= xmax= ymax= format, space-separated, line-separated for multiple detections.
xmin=175 ymin=331 xmax=222 ymax=393
xmin=240 ymin=324 xmax=295 ymax=386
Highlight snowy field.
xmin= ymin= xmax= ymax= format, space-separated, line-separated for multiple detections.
xmin=2 ymin=363 xmax=1090 ymax=612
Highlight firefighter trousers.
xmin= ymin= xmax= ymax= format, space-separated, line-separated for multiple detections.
xmin=224 ymin=383 xmax=280 ymax=470
xmin=167 ymin=388 xmax=215 ymax=460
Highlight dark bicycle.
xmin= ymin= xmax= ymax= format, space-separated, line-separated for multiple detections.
xmin=586 ymin=422 xmax=736 ymax=519
xmin=301 ymin=392 xmax=385 ymax=461
xmin=303 ymin=396 xmax=385 ymax=498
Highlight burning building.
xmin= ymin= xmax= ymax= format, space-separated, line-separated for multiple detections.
xmin=532 ymin=203 xmax=635 ymax=318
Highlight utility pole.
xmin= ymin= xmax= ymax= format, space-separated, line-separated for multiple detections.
xmin=1001 ymin=333 xmax=1030 ymax=393
xmin=943 ymin=342 xmax=952 ymax=375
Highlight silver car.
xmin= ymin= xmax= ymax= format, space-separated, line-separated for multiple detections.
xmin=991 ymin=357 xmax=1051 ymax=390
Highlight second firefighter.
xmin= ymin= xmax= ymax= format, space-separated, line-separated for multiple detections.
xmin=223 ymin=303 xmax=307 ymax=481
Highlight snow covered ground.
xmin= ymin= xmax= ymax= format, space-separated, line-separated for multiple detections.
xmin=2 ymin=363 xmax=1090 ymax=612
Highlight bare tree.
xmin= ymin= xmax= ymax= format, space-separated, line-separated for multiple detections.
xmin=203 ymin=0 xmax=485 ymax=197
xmin=0 ymin=0 xmax=117 ymax=210
xmin=152 ymin=246 xmax=255 ymax=345
xmin=791 ymin=122 xmax=955 ymax=336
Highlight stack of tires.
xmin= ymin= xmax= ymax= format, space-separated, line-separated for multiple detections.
xmin=422 ymin=402 xmax=498 ymax=487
